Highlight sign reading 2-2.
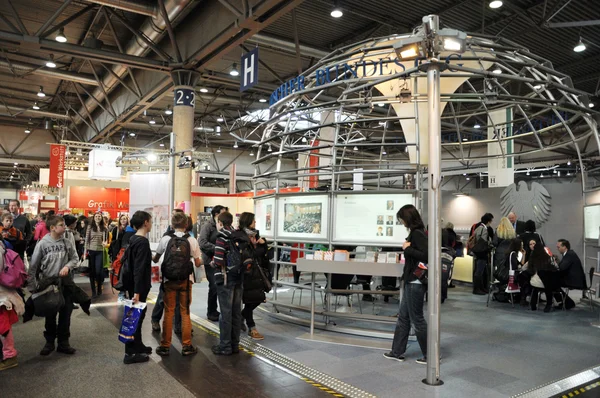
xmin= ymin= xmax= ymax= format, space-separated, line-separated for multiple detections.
xmin=174 ymin=88 xmax=195 ymax=107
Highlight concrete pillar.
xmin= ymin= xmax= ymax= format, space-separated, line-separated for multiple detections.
xmin=172 ymin=84 xmax=195 ymax=210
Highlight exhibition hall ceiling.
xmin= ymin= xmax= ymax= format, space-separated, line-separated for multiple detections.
xmin=0 ymin=0 xmax=598 ymax=186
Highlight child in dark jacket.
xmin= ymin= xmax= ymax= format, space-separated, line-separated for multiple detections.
xmin=0 ymin=213 xmax=25 ymax=258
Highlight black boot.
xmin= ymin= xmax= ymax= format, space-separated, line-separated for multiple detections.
xmin=472 ymin=275 xmax=486 ymax=295
xmin=530 ymin=289 xmax=539 ymax=311
xmin=97 ymin=282 xmax=103 ymax=296
xmin=90 ymin=281 xmax=97 ymax=299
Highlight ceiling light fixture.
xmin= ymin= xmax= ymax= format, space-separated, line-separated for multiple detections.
xmin=474 ymin=124 xmax=480 ymax=129
xmin=590 ymin=103 xmax=595 ymax=108
xmin=489 ymin=0 xmax=503 ymax=8
xmin=573 ymin=38 xmax=586 ymax=53
xmin=159 ymin=143 xmax=165 ymax=147
xmin=129 ymin=132 xmax=136 ymax=137
xmin=353 ymin=146 xmax=358 ymax=151
xmin=45 ymin=54 xmax=57 ymax=68
xmin=199 ymin=88 xmax=208 ymax=93
xmin=147 ymin=153 xmax=157 ymax=162
xmin=217 ymin=117 xmax=224 ymax=122
xmin=55 ymin=28 xmax=67 ymax=43
xmin=217 ymin=147 xmax=222 ymax=153
xmin=249 ymin=150 xmax=254 ymax=156
xmin=229 ymin=63 xmax=239 ymax=76
xmin=37 ymin=86 xmax=46 ymax=97
xmin=164 ymin=105 xmax=172 ymax=115
xmin=259 ymin=98 xmax=267 ymax=103
xmin=382 ymin=148 xmax=387 ymax=155
xmin=492 ymin=66 xmax=502 ymax=74
xmin=463 ymin=138 xmax=469 ymax=142
xmin=377 ymin=103 xmax=385 ymax=107
xmin=268 ymin=145 xmax=272 ymax=152
xmin=567 ymin=160 xmax=572 ymax=166
xmin=233 ymin=141 xmax=238 ymax=148
xmin=526 ymin=171 xmax=530 ymax=176
xmin=149 ymin=118 xmax=156 ymax=125
xmin=32 ymin=102 xmax=40 ymax=110
xmin=24 ymin=128 xmax=31 ymax=134
xmin=330 ymin=1 xmax=343 ymax=18
xmin=215 ymin=126 xmax=221 ymax=135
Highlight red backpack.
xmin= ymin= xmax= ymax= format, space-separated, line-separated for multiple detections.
xmin=0 ymin=246 xmax=27 ymax=289
xmin=110 ymin=247 xmax=126 ymax=289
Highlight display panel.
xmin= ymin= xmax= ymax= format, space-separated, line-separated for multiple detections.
xmin=277 ymin=195 xmax=329 ymax=240
xmin=334 ymin=193 xmax=414 ymax=244
xmin=254 ymin=197 xmax=275 ymax=238
xmin=584 ymin=205 xmax=600 ymax=240
xmin=129 ymin=173 xmax=169 ymax=245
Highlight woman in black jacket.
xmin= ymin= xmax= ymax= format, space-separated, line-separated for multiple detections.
xmin=239 ymin=213 xmax=271 ymax=340
xmin=384 ymin=204 xmax=429 ymax=364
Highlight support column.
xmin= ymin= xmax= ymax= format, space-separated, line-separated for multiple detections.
xmin=171 ymin=69 xmax=200 ymax=212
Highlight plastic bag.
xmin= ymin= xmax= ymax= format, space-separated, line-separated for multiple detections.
xmin=103 ymin=247 xmax=111 ymax=269
xmin=506 ymin=269 xmax=520 ymax=293
xmin=118 ymin=300 xmax=147 ymax=344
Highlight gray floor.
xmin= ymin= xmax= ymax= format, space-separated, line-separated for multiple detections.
xmin=184 ymin=276 xmax=600 ymax=398
xmin=0 ymin=308 xmax=194 ymax=398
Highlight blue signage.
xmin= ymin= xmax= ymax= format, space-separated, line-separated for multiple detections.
xmin=173 ymin=88 xmax=195 ymax=107
xmin=269 ymin=54 xmax=464 ymax=106
xmin=240 ymin=47 xmax=259 ymax=92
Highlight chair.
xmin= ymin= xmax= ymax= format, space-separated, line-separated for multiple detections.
xmin=563 ymin=267 xmax=596 ymax=312
xmin=291 ymin=282 xmax=324 ymax=307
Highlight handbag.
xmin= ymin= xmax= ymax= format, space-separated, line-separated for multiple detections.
xmin=255 ymin=262 xmax=272 ymax=293
xmin=412 ymin=262 xmax=428 ymax=284
xmin=32 ymin=279 xmax=65 ymax=317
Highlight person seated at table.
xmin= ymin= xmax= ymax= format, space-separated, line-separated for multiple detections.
xmin=518 ymin=220 xmax=545 ymax=263
xmin=522 ymin=241 xmax=561 ymax=312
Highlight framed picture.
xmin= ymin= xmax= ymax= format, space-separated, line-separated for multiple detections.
xmin=277 ymin=195 xmax=329 ymax=240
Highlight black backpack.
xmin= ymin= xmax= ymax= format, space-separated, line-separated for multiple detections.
xmin=225 ymin=230 xmax=251 ymax=275
xmin=162 ymin=233 xmax=193 ymax=281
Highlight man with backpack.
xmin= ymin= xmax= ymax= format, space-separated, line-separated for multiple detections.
xmin=199 ymin=205 xmax=227 ymax=322
xmin=153 ymin=213 xmax=201 ymax=357
xmin=470 ymin=213 xmax=494 ymax=295
xmin=211 ymin=211 xmax=250 ymax=356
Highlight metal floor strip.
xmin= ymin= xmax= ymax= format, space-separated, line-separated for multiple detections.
xmin=512 ymin=365 xmax=600 ymax=398
xmin=147 ymin=293 xmax=376 ymax=398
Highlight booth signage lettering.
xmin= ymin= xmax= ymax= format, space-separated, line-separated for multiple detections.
xmin=87 ymin=199 xmax=128 ymax=209
xmin=269 ymin=54 xmax=464 ymax=106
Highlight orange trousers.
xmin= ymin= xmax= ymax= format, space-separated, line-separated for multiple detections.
xmin=160 ymin=280 xmax=192 ymax=348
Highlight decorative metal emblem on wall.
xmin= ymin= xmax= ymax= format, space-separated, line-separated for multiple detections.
xmin=500 ymin=181 xmax=551 ymax=227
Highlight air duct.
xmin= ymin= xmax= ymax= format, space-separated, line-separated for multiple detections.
xmin=77 ymin=0 xmax=196 ymax=131
xmin=0 ymin=59 xmax=99 ymax=86
xmin=83 ymin=0 xmax=157 ymax=17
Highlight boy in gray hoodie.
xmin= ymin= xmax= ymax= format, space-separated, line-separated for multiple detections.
xmin=29 ymin=215 xmax=80 ymax=356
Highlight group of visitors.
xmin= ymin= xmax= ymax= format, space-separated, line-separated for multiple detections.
xmin=468 ymin=211 xmax=588 ymax=312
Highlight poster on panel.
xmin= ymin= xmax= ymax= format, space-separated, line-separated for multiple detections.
xmin=254 ymin=197 xmax=275 ymax=238
xmin=334 ymin=193 xmax=414 ymax=244
xmin=129 ymin=173 xmax=170 ymax=246
xmin=277 ymin=195 xmax=329 ymax=240
xmin=584 ymin=205 xmax=600 ymax=240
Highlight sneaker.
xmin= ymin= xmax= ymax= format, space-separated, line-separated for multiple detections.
xmin=383 ymin=352 xmax=405 ymax=362
xmin=248 ymin=329 xmax=264 ymax=340
xmin=182 ymin=345 xmax=198 ymax=356
xmin=56 ymin=345 xmax=76 ymax=355
xmin=416 ymin=356 xmax=442 ymax=365
xmin=40 ymin=342 xmax=55 ymax=356
xmin=124 ymin=353 xmax=150 ymax=364
xmin=155 ymin=346 xmax=170 ymax=356
xmin=0 ymin=357 xmax=18 ymax=371
xmin=211 ymin=345 xmax=232 ymax=356
xmin=151 ymin=321 xmax=161 ymax=332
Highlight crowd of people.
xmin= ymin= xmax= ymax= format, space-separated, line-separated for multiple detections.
xmin=458 ymin=211 xmax=588 ymax=312
xmin=0 ymin=200 xmax=273 ymax=369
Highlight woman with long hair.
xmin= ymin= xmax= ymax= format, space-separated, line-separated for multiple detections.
xmin=238 ymin=212 xmax=271 ymax=340
xmin=109 ymin=214 xmax=130 ymax=261
xmin=525 ymin=240 xmax=559 ymax=312
xmin=384 ymin=204 xmax=429 ymax=364
xmin=85 ymin=212 xmax=109 ymax=298
xmin=492 ymin=217 xmax=517 ymax=284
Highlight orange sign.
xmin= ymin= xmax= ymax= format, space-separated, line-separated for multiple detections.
xmin=49 ymin=144 xmax=66 ymax=188
xmin=69 ymin=187 xmax=129 ymax=217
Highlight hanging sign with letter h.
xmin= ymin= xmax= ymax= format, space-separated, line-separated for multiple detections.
xmin=240 ymin=47 xmax=259 ymax=92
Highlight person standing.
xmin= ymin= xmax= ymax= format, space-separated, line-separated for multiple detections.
xmin=472 ymin=213 xmax=494 ymax=295
xmin=199 ymin=205 xmax=226 ymax=322
xmin=8 ymin=200 xmax=32 ymax=256
xmin=507 ymin=212 xmax=526 ymax=235
xmin=85 ymin=212 xmax=109 ymax=299
xmin=384 ymin=204 xmax=429 ymax=364
xmin=122 ymin=211 xmax=154 ymax=364
xmin=211 ymin=211 xmax=247 ymax=356
xmin=28 ymin=216 xmax=79 ymax=356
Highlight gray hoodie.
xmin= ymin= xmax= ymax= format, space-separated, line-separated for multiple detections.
xmin=28 ymin=233 xmax=78 ymax=286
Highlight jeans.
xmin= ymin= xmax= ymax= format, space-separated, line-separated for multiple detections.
xmin=151 ymin=287 xmax=181 ymax=330
xmin=160 ymin=280 xmax=192 ymax=348
xmin=44 ymin=289 xmax=74 ymax=346
xmin=216 ymin=282 xmax=242 ymax=352
xmin=391 ymin=283 xmax=427 ymax=358
xmin=88 ymin=250 xmax=105 ymax=294
xmin=125 ymin=306 xmax=147 ymax=355
xmin=1 ymin=328 xmax=17 ymax=359
xmin=205 ymin=266 xmax=219 ymax=317
xmin=242 ymin=302 xmax=260 ymax=329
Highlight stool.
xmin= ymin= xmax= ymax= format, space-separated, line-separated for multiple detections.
xmin=291 ymin=282 xmax=324 ymax=306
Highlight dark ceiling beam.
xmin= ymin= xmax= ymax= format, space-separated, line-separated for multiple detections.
xmin=547 ymin=19 xmax=600 ymax=28
xmin=34 ymin=0 xmax=73 ymax=37
xmin=465 ymin=0 xmax=547 ymax=33
xmin=0 ymin=29 xmax=170 ymax=72
xmin=41 ymin=4 xmax=97 ymax=38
